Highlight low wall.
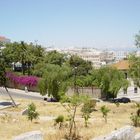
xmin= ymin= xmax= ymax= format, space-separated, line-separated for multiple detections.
xmin=13 ymin=131 xmax=43 ymax=140
xmin=6 ymin=80 xmax=39 ymax=92
xmin=91 ymin=125 xmax=140 ymax=140
xmin=67 ymin=87 xmax=102 ymax=98
xmin=7 ymin=79 xmax=102 ymax=98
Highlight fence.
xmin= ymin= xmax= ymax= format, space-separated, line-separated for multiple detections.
xmin=66 ymin=87 xmax=102 ymax=98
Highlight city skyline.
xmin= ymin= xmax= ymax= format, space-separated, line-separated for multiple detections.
xmin=0 ymin=0 xmax=140 ymax=50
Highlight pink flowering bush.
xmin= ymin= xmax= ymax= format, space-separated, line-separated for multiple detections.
xmin=6 ymin=72 xmax=38 ymax=87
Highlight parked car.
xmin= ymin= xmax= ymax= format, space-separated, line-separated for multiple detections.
xmin=44 ymin=97 xmax=58 ymax=102
xmin=111 ymin=97 xmax=131 ymax=103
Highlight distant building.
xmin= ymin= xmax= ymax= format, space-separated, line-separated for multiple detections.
xmin=0 ymin=36 xmax=10 ymax=44
xmin=100 ymin=50 xmax=115 ymax=64
xmin=0 ymin=36 xmax=11 ymax=50
xmin=114 ymin=51 xmax=129 ymax=61
xmin=61 ymin=47 xmax=103 ymax=68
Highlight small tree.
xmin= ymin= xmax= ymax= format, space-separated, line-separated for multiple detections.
xmin=54 ymin=115 xmax=64 ymax=129
xmin=100 ymin=105 xmax=110 ymax=123
xmin=81 ymin=99 xmax=96 ymax=127
xmin=27 ymin=103 xmax=39 ymax=122
xmin=60 ymin=95 xmax=86 ymax=140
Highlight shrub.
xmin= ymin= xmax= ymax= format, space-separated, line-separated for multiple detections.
xmin=27 ymin=103 xmax=39 ymax=122
xmin=54 ymin=115 xmax=64 ymax=129
xmin=81 ymin=99 xmax=96 ymax=127
xmin=115 ymin=102 xmax=120 ymax=107
xmin=100 ymin=105 xmax=110 ymax=123
xmin=130 ymin=103 xmax=140 ymax=127
xmin=130 ymin=113 xmax=140 ymax=127
xmin=6 ymin=72 xmax=38 ymax=87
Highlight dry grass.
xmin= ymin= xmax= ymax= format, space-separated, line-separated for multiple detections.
xmin=0 ymin=96 xmax=140 ymax=140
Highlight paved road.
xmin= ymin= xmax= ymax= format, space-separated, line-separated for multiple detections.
xmin=0 ymin=88 xmax=44 ymax=101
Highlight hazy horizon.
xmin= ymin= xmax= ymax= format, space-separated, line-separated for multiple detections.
xmin=1 ymin=0 xmax=140 ymax=51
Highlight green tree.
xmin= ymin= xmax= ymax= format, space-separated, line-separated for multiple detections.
xmin=91 ymin=67 xmax=129 ymax=99
xmin=38 ymin=78 xmax=47 ymax=96
xmin=44 ymin=50 xmax=65 ymax=66
xmin=100 ymin=105 xmax=110 ymax=123
xmin=2 ymin=41 xmax=45 ymax=75
xmin=0 ymin=41 xmax=4 ymax=47
xmin=69 ymin=55 xmax=92 ymax=76
xmin=129 ymin=55 xmax=140 ymax=88
xmin=39 ymin=64 xmax=71 ymax=100
xmin=27 ymin=103 xmax=39 ymax=122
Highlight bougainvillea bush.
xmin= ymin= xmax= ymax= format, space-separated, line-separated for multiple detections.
xmin=6 ymin=72 xmax=38 ymax=87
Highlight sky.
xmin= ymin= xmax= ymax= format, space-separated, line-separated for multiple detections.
xmin=0 ymin=0 xmax=140 ymax=50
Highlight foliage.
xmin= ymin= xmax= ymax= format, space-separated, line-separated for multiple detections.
xmin=32 ymin=62 xmax=47 ymax=77
xmin=130 ymin=102 xmax=140 ymax=127
xmin=115 ymin=102 xmax=120 ymax=107
xmin=39 ymin=64 xmax=71 ymax=100
xmin=44 ymin=50 xmax=66 ymax=66
xmin=130 ymin=114 xmax=140 ymax=127
xmin=135 ymin=31 xmax=140 ymax=48
xmin=129 ymin=55 xmax=140 ymax=88
xmin=0 ymin=59 xmax=6 ymax=86
xmin=69 ymin=55 xmax=92 ymax=76
xmin=2 ymin=41 xmax=45 ymax=75
xmin=81 ymin=98 xmax=96 ymax=127
xmin=60 ymin=95 xmax=87 ymax=139
xmin=27 ymin=103 xmax=39 ymax=122
xmin=100 ymin=105 xmax=110 ymax=123
xmin=91 ymin=67 xmax=129 ymax=99
xmin=38 ymin=78 xmax=47 ymax=96
xmin=54 ymin=115 xmax=64 ymax=129
xmin=6 ymin=72 xmax=38 ymax=87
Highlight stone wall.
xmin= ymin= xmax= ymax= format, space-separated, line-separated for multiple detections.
xmin=67 ymin=87 xmax=102 ymax=98
xmin=13 ymin=131 xmax=43 ymax=140
xmin=12 ymin=126 xmax=140 ymax=140
xmin=91 ymin=125 xmax=140 ymax=140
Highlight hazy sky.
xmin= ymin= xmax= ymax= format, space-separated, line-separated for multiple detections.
xmin=0 ymin=0 xmax=140 ymax=50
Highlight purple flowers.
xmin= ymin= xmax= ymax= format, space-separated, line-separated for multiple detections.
xmin=6 ymin=72 xmax=38 ymax=87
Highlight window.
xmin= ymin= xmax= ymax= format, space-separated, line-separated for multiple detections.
xmin=123 ymin=88 xmax=127 ymax=94
xmin=124 ymin=72 xmax=127 ymax=79
xmin=134 ymin=87 xmax=138 ymax=93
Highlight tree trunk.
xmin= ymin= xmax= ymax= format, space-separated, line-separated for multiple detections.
xmin=5 ymin=87 xmax=17 ymax=107
xmin=69 ymin=105 xmax=77 ymax=139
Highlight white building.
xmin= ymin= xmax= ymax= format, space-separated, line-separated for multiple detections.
xmin=61 ymin=47 xmax=103 ymax=68
xmin=114 ymin=51 xmax=129 ymax=61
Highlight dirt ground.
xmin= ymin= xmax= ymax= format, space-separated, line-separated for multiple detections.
xmin=0 ymin=96 xmax=140 ymax=140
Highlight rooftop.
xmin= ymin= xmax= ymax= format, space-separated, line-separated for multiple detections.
xmin=112 ymin=60 xmax=129 ymax=70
